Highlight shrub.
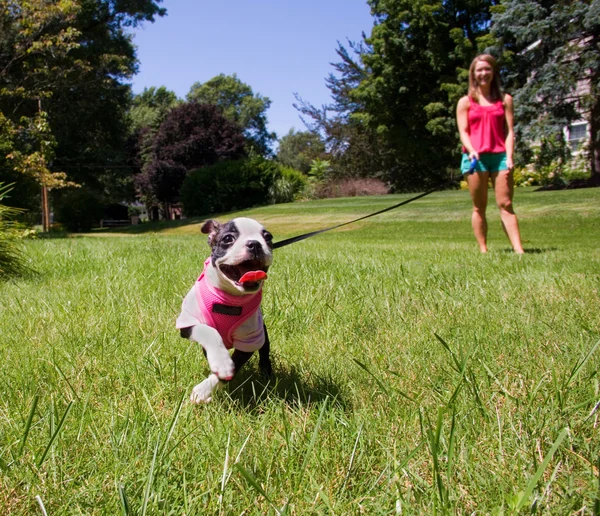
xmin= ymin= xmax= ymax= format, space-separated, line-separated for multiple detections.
xmin=53 ymin=188 xmax=106 ymax=232
xmin=181 ymin=157 xmax=272 ymax=216
xmin=513 ymin=166 xmax=543 ymax=187
xmin=314 ymin=178 xmax=390 ymax=199
xmin=181 ymin=158 xmax=308 ymax=216
xmin=268 ymin=166 xmax=308 ymax=203
xmin=0 ymin=183 xmax=30 ymax=278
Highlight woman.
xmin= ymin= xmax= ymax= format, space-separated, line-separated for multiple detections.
xmin=456 ymin=54 xmax=524 ymax=254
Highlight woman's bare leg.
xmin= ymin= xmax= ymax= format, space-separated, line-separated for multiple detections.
xmin=467 ymin=171 xmax=490 ymax=253
xmin=491 ymin=170 xmax=524 ymax=254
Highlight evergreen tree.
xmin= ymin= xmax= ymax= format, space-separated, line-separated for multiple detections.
xmin=353 ymin=0 xmax=500 ymax=189
xmin=490 ymin=0 xmax=600 ymax=180
xmin=294 ymin=40 xmax=389 ymax=181
xmin=297 ymin=1 xmax=500 ymax=190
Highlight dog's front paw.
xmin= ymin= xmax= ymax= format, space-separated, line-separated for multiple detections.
xmin=205 ymin=346 xmax=235 ymax=380
xmin=190 ymin=376 xmax=221 ymax=404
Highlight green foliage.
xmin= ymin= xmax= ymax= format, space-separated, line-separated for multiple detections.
xmin=308 ymin=159 xmax=332 ymax=181
xmin=53 ymin=187 xmax=106 ymax=232
xmin=0 ymin=183 xmax=29 ymax=278
xmin=297 ymin=1 xmax=498 ymax=190
xmin=268 ymin=165 xmax=308 ymax=203
xmin=0 ymin=0 xmax=167 ymax=221
xmin=180 ymin=156 xmax=281 ymax=216
xmin=276 ymin=129 xmax=326 ymax=174
xmin=295 ymin=41 xmax=389 ymax=181
xmin=129 ymin=86 xmax=180 ymax=133
xmin=186 ymin=74 xmax=276 ymax=155
xmin=353 ymin=0 xmax=498 ymax=188
xmin=490 ymin=0 xmax=600 ymax=177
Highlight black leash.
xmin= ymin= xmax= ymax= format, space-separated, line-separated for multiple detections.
xmin=273 ymin=159 xmax=477 ymax=250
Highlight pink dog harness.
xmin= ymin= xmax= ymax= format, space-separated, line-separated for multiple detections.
xmin=194 ymin=259 xmax=262 ymax=349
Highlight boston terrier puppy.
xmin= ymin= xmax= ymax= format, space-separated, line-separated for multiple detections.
xmin=176 ymin=217 xmax=274 ymax=404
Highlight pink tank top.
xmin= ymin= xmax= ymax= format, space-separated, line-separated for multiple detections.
xmin=194 ymin=259 xmax=262 ymax=349
xmin=464 ymin=96 xmax=506 ymax=154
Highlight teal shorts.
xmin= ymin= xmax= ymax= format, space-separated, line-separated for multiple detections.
xmin=461 ymin=152 xmax=508 ymax=174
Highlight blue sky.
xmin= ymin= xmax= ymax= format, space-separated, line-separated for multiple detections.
xmin=130 ymin=1 xmax=373 ymax=141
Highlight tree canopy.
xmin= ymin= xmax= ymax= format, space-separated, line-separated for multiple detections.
xmin=134 ymin=102 xmax=247 ymax=215
xmin=490 ymin=0 xmax=600 ymax=178
xmin=297 ymin=1 xmax=501 ymax=190
xmin=0 ymin=0 xmax=166 ymax=219
xmin=276 ymin=129 xmax=326 ymax=174
xmin=186 ymin=74 xmax=276 ymax=155
xmin=130 ymin=86 xmax=179 ymax=133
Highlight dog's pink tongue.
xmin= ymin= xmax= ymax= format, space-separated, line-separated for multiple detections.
xmin=239 ymin=270 xmax=267 ymax=284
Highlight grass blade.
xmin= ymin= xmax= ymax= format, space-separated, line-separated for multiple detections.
xmin=18 ymin=395 xmax=38 ymax=457
xmin=35 ymin=495 xmax=48 ymax=516
xmin=159 ymin=391 xmax=185 ymax=459
xmin=141 ymin=437 xmax=160 ymax=516
xmin=37 ymin=400 xmax=74 ymax=467
xmin=235 ymin=464 xmax=274 ymax=506
xmin=340 ymin=422 xmax=363 ymax=493
xmin=219 ymin=432 xmax=231 ymax=511
xmin=119 ymin=484 xmax=131 ymax=516
xmin=515 ymin=428 xmax=569 ymax=511
xmin=352 ymin=359 xmax=389 ymax=395
xmin=297 ymin=396 xmax=329 ymax=489
xmin=565 ymin=338 xmax=600 ymax=388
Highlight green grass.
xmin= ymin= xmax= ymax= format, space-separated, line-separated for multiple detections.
xmin=1 ymin=187 xmax=599 ymax=514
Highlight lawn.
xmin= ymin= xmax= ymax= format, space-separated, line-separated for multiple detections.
xmin=1 ymin=187 xmax=599 ymax=514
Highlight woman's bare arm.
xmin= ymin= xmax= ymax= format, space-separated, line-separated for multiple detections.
xmin=504 ymin=94 xmax=515 ymax=169
xmin=456 ymin=96 xmax=478 ymax=159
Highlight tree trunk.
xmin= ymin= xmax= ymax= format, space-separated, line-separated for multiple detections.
xmin=590 ymin=95 xmax=600 ymax=182
xmin=41 ymin=185 xmax=50 ymax=232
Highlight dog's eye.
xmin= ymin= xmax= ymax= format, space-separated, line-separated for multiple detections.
xmin=263 ymin=231 xmax=273 ymax=242
xmin=221 ymin=234 xmax=235 ymax=245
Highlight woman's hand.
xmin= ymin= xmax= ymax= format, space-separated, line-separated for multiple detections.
xmin=506 ymin=156 xmax=514 ymax=170
xmin=469 ymin=150 xmax=480 ymax=161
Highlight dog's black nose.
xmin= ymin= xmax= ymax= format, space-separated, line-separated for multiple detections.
xmin=246 ymin=240 xmax=262 ymax=254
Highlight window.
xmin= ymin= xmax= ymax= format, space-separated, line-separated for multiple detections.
xmin=568 ymin=122 xmax=588 ymax=150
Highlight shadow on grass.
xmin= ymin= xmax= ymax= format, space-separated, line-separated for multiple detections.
xmin=500 ymin=247 xmax=558 ymax=254
xmin=225 ymin=357 xmax=350 ymax=413
xmin=87 ymin=217 xmax=205 ymax=235
xmin=89 ymin=206 xmax=264 ymax=235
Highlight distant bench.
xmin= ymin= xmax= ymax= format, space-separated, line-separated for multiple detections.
xmin=100 ymin=219 xmax=130 ymax=228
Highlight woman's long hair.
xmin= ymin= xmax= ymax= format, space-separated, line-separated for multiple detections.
xmin=468 ymin=54 xmax=503 ymax=102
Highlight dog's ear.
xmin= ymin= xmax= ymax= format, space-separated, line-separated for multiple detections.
xmin=201 ymin=219 xmax=220 ymax=247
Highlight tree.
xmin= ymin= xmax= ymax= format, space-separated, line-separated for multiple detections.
xmin=350 ymin=0 xmax=500 ymax=189
xmin=0 ymin=0 xmax=166 ymax=227
xmin=276 ymin=129 xmax=326 ymax=174
xmin=136 ymin=102 xmax=247 ymax=216
xmin=294 ymin=40 xmax=390 ymax=181
xmin=129 ymin=86 xmax=179 ymax=133
xmin=134 ymin=159 xmax=186 ymax=219
xmin=152 ymin=102 xmax=246 ymax=170
xmin=0 ymin=0 xmax=84 ymax=229
xmin=186 ymin=74 xmax=275 ymax=155
xmin=296 ymin=2 xmax=499 ymax=190
xmin=490 ymin=0 xmax=600 ymax=181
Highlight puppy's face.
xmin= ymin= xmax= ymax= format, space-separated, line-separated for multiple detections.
xmin=201 ymin=217 xmax=273 ymax=295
